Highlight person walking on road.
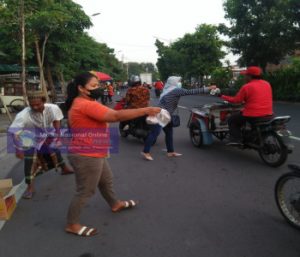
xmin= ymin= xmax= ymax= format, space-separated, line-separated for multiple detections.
xmin=65 ymin=72 xmax=160 ymax=237
xmin=141 ymin=76 xmax=217 ymax=161
xmin=154 ymin=79 xmax=164 ymax=98
xmin=106 ymin=81 xmax=114 ymax=104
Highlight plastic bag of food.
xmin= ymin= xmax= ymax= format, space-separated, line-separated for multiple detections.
xmin=146 ymin=109 xmax=171 ymax=127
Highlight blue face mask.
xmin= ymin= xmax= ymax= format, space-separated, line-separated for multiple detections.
xmin=177 ymin=82 xmax=182 ymax=88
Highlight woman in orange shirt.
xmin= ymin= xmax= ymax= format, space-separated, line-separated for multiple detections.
xmin=64 ymin=72 xmax=160 ymax=237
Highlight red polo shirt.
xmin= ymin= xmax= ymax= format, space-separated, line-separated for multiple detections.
xmin=221 ymin=79 xmax=273 ymax=117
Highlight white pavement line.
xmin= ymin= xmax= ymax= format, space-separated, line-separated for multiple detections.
xmin=291 ymin=136 xmax=300 ymax=141
xmin=0 ymin=179 xmax=26 ymax=231
xmin=178 ymin=105 xmax=188 ymax=110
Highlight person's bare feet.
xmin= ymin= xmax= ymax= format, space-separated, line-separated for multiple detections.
xmin=61 ymin=164 xmax=74 ymax=175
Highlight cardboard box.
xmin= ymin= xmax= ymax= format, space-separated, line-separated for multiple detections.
xmin=0 ymin=179 xmax=17 ymax=220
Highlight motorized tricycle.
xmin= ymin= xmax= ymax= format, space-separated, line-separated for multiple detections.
xmin=187 ymin=101 xmax=293 ymax=167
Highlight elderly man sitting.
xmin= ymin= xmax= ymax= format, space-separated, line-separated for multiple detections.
xmin=8 ymin=91 xmax=73 ymax=199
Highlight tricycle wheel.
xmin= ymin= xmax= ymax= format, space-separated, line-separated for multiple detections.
xmin=189 ymin=122 xmax=203 ymax=147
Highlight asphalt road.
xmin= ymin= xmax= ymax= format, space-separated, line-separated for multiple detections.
xmin=0 ymin=91 xmax=299 ymax=257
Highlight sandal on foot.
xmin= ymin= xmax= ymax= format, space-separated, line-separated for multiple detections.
xmin=22 ymin=191 xmax=34 ymax=199
xmin=66 ymin=226 xmax=98 ymax=237
xmin=141 ymin=152 xmax=153 ymax=161
xmin=167 ymin=152 xmax=182 ymax=157
xmin=112 ymin=200 xmax=138 ymax=212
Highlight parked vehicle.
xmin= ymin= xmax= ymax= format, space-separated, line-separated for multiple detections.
xmin=187 ymin=101 xmax=293 ymax=167
xmin=140 ymin=72 xmax=152 ymax=86
xmin=275 ymin=164 xmax=300 ymax=229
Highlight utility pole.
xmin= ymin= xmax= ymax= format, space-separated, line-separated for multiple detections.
xmin=121 ymin=54 xmax=124 ymax=69
xmin=20 ymin=0 xmax=28 ymax=105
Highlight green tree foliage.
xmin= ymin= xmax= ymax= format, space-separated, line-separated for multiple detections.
xmin=264 ymin=58 xmax=300 ymax=102
xmin=210 ymin=65 xmax=232 ymax=89
xmin=0 ymin=0 xmax=125 ymax=84
xmin=222 ymin=0 xmax=300 ymax=69
xmin=156 ymin=24 xmax=225 ymax=82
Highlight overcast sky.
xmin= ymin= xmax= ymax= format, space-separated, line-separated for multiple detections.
xmin=73 ymin=0 xmax=235 ymax=64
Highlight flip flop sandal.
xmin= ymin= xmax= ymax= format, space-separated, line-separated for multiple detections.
xmin=22 ymin=191 xmax=34 ymax=199
xmin=66 ymin=226 xmax=98 ymax=237
xmin=112 ymin=200 xmax=138 ymax=212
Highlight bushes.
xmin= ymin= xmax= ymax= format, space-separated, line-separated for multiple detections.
xmin=264 ymin=58 xmax=300 ymax=102
xmin=223 ymin=58 xmax=300 ymax=102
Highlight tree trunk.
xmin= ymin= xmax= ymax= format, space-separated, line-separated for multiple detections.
xmin=35 ymin=40 xmax=49 ymax=102
xmin=46 ymin=62 xmax=56 ymax=102
xmin=20 ymin=0 xmax=28 ymax=106
xmin=58 ymin=71 xmax=67 ymax=96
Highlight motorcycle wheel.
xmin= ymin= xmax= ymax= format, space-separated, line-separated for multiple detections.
xmin=9 ymin=98 xmax=25 ymax=112
xmin=189 ymin=122 xmax=203 ymax=147
xmin=119 ymin=123 xmax=129 ymax=137
xmin=258 ymin=132 xmax=288 ymax=167
xmin=275 ymin=172 xmax=300 ymax=229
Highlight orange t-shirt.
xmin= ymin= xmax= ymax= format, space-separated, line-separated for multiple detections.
xmin=68 ymin=97 xmax=110 ymax=157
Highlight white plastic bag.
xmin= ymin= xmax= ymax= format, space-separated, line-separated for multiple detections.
xmin=146 ymin=109 xmax=171 ymax=127
xmin=210 ymin=88 xmax=221 ymax=96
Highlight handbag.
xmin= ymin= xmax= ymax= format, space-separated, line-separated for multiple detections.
xmin=171 ymin=108 xmax=180 ymax=127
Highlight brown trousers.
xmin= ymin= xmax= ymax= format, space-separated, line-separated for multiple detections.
xmin=67 ymin=154 xmax=118 ymax=224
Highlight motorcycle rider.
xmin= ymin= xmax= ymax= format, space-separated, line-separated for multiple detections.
xmin=106 ymin=81 xmax=114 ymax=104
xmin=125 ymin=75 xmax=150 ymax=108
xmin=121 ymin=75 xmax=150 ymax=130
xmin=99 ymin=82 xmax=108 ymax=105
xmin=220 ymin=66 xmax=273 ymax=145
xmin=154 ymin=79 xmax=164 ymax=98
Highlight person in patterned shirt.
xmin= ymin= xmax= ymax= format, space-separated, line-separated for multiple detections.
xmin=125 ymin=75 xmax=150 ymax=109
xmin=121 ymin=75 xmax=150 ymax=131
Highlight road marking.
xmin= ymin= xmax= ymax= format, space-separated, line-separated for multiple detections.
xmin=178 ymin=105 xmax=188 ymax=110
xmin=290 ymin=136 xmax=300 ymax=141
xmin=0 ymin=179 xmax=26 ymax=231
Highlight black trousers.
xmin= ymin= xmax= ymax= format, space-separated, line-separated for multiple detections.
xmin=228 ymin=112 xmax=273 ymax=141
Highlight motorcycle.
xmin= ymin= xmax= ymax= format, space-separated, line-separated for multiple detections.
xmin=275 ymin=164 xmax=300 ymax=229
xmin=114 ymin=99 xmax=154 ymax=143
xmin=187 ymin=101 xmax=293 ymax=167
xmin=119 ymin=117 xmax=152 ymax=142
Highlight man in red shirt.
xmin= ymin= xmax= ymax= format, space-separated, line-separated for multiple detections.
xmin=221 ymin=66 xmax=273 ymax=145
xmin=154 ymin=79 xmax=164 ymax=98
